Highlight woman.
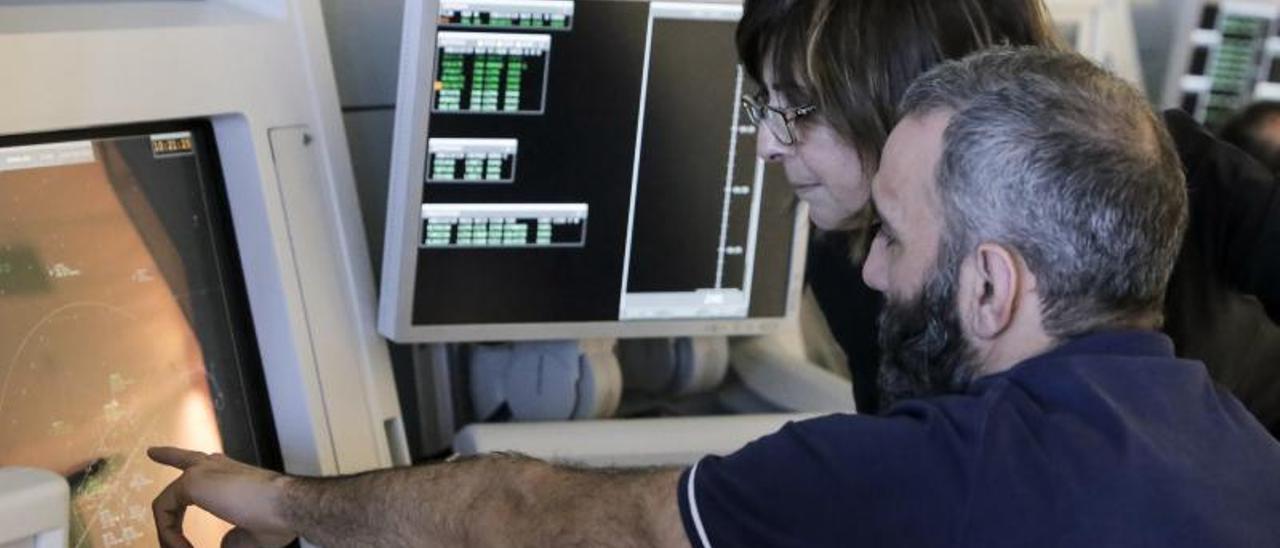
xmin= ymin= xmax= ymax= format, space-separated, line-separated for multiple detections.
xmin=738 ymin=0 xmax=1280 ymax=434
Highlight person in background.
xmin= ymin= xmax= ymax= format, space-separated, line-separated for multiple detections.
xmin=739 ymin=0 xmax=1280 ymax=436
xmin=1220 ymin=100 xmax=1280 ymax=173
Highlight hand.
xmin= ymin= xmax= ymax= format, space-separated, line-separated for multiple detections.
xmin=148 ymin=447 xmax=298 ymax=548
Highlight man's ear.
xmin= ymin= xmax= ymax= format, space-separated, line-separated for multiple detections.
xmin=964 ymin=243 xmax=1021 ymax=340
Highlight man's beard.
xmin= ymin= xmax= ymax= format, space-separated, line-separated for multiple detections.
xmin=877 ymin=249 xmax=981 ymax=409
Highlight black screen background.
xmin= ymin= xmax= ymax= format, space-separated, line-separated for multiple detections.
xmin=627 ymin=17 xmax=753 ymax=293
xmin=110 ymin=126 xmax=279 ymax=465
xmin=412 ymin=1 xmax=795 ymax=326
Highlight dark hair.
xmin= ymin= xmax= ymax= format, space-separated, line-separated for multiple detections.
xmin=900 ymin=48 xmax=1189 ymax=335
xmin=736 ymin=0 xmax=1061 ymax=176
xmin=1219 ymin=101 xmax=1280 ymax=173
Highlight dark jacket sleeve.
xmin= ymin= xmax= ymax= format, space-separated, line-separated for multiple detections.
xmin=1163 ymin=109 xmax=1280 ymax=324
xmin=805 ymin=231 xmax=885 ymax=412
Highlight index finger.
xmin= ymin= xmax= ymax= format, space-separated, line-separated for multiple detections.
xmin=148 ymin=446 xmax=208 ymax=470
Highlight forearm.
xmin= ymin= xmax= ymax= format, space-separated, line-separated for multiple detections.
xmin=279 ymin=453 xmax=688 ymax=547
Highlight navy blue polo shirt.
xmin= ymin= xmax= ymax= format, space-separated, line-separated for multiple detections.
xmin=678 ymin=330 xmax=1280 ymax=547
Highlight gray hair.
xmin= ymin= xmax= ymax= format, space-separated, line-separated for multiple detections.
xmin=899 ymin=47 xmax=1188 ymax=336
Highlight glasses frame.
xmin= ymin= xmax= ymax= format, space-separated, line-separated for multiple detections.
xmin=741 ymin=93 xmax=818 ymax=146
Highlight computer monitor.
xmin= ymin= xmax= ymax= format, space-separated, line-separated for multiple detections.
xmin=380 ymin=0 xmax=808 ymax=343
xmin=1164 ymin=0 xmax=1280 ymax=128
xmin=0 ymin=121 xmax=280 ymax=547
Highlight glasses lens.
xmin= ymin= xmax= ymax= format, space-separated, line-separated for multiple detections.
xmin=741 ymin=96 xmax=764 ymax=125
xmin=763 ymin=110 xmax=794 ymax=145
xmin=742 ymin=95 xmax=796 ymax=145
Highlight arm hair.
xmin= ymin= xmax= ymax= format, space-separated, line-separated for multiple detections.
xmin=280 ymin=453 xmax=691 ymax=548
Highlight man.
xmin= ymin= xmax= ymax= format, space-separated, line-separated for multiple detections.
xmin=150 ymin=49 xmax=1280 ymax=547
xmin=743 ymin=0 xmax=1280 ymax=438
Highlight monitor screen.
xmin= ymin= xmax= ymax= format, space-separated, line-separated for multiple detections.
xmin=1167 ymin=1 xmax=1280 ymax=128
xmin=0 ymin=121 xmax=279 ymax=547
xmin=381 ymin=0 xmax=807 ymax=342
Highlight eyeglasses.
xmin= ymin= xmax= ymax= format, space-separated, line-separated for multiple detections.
xmin=741 ymin=93 xmax=818 ymax=146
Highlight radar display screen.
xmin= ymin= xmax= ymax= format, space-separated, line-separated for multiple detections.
xmin=0 ymin=121 xmax=279 ymax=548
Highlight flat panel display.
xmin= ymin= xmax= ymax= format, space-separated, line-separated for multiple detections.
xmin=0 ymin=121 xmax=279 ymax=548
xmin=381 ymin=0 xmax=807 ymax=342
xmin=1165 ymin=1 xmax=1280 ymax=128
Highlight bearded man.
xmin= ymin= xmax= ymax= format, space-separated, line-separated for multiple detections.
xmin=148 ymin=49 xmax=1280 ymax=547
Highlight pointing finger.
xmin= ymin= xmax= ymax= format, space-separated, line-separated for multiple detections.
xmin=148 ymin=447 xmax=208 ymax=470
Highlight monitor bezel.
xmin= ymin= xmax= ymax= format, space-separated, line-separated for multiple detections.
xmin=379 ymin=0 xmax=810 ymax=344
xmin=0 ymin=119 xmax=285 ymax=471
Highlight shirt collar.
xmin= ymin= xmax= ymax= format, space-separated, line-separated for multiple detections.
xmin=971 ymin=329 xmax=1176 ymax=388
xmin=1037 ymin=329 xmax=1175 ymax=360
